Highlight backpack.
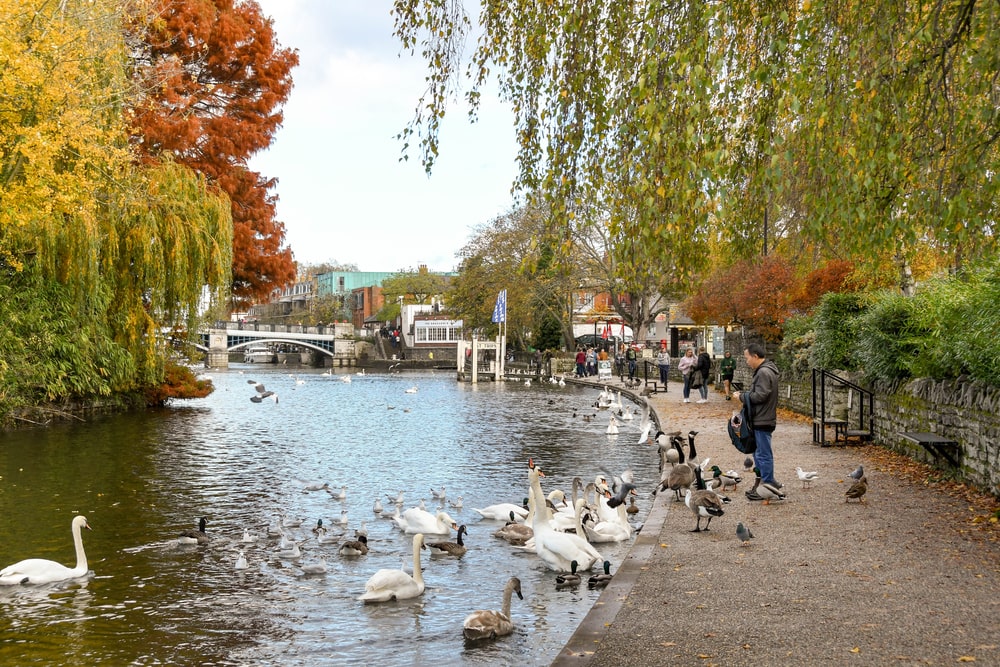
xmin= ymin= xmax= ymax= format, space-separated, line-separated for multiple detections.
xmin=727 ymin=395 xmax=756 ymax=454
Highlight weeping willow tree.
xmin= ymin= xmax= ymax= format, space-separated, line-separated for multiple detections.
xmin=0 ymin=0 xmax=231 ymax=420
xmin=393 ymin=0 xmax=1000 ymax=295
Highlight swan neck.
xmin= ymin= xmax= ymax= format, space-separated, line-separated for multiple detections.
xmin=411 ymin=537 xmax=424 ymax=585
xmin=529 ymin=471 xmax=551 ymax=524
xmin=501 ymin=584 xmax=514 ymax=618
xmin=72 ymin=520 xmax=88 ymax=572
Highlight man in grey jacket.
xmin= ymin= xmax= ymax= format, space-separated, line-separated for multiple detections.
xmin=733 ymin=342 xmax=781 ymax=494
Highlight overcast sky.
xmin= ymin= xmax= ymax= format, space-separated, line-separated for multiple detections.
xmin=248 ymin=0 xmax=520 ymax=274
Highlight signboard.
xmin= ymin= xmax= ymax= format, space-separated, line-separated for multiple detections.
xmin=598 ymin=359 xmax=612 ymax=380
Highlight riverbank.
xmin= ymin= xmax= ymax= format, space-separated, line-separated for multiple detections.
xmin=554 ymin=376 xmax=1000 ymax=666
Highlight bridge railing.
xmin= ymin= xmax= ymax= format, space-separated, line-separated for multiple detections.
xmin=212 ymin=321 xmax=356 ymax=337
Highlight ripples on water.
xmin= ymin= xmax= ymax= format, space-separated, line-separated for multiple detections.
xmin=0 ymin=369 xmax=661 ymax=666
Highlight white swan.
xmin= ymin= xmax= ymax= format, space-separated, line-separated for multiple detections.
xmin=398 ymin=508 xmax=457 ymax=535
xmin=528 ymin=465 xmax=603 ymax=572
xmin=606 ymin=415 xmax=619 ymax=435
xmin=341 ymin=374 xmax=352 ymax=383
xmin=472 ymin=503 xmax=529 ymax=521
xmin=358 ymin=533 xmax=427 ymax=602
xmin=0 ymin=515 xmax=91 ymax=585
xmin=463 ymin=576 xmax=523 ymax=640
xmin=404 ymin=386 xmax=418 ymax=394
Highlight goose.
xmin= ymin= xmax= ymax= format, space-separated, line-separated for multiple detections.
xmin=494 ymin=511 xmax=534 ymax=545
xmin=373 ymin=498 xmax=384 ymax=515
xmin=685 ymin=467 xmax=725 ymax=532
xmin=0 ymin=515 xmax=91 ymax=585
xmin=472 ymin=503 xmax=529 ymax=522
xmin=178 ymin=517 xmax=210 ymax=545
xmin=358 ymin=533 xmax=427 ymax=602
xmin=448 ymin=496 xmax=464 ymax=509
xmin=398 ymin=508 xmax=458 ymax=535
xmin=528 ymin=462 xmax=603 ymax=572
xmin=795 ymin=466 xmax=820 ymax=488
xmin=555 ymin=560 xmax=581 ymax=587
xmin=588 ymin=560 xmax=613 ymax=588
xmin=463 ymin=576 xmax=523 ymax=641
xmin=427 ymin=525 xmax=468 ymax=557
xmin=339 ymin=535 xmax=369 ymax=556
xmin=299 ymin=558 xmax=328 ymax=575
xmin=235 ymin=550 xmax=248 ymax=570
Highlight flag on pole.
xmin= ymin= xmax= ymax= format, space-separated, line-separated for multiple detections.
xmin=601 ymin=322 xmax=610 ymax=339
xmin=491 ymin=289 xmax=507 ymax=323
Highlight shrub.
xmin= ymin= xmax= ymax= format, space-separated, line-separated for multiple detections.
xmin=810 ymin=292 xmax=867 ymax=370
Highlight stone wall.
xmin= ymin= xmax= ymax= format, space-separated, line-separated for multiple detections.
xmin=770 ymin=370 xmax=1000 ymax=496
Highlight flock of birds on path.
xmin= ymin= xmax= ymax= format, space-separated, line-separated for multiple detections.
xmin=1 ymin=378 xmax=871 ymax=643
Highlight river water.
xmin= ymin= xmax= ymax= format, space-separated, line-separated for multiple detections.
xmin=0 ymin=368 xmax=660 ymax=666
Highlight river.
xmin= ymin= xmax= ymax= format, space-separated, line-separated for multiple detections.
xmin=0 ymin=368 xmax=660 ymax=666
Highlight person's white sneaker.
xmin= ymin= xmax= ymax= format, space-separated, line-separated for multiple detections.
xmin=683 ymin=399 xmax=690 ymax=403
xmin=697 ymin=399 xmax=707 ymax=404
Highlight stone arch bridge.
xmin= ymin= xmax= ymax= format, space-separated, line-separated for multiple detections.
xmin=195 ymin=322 xmax=357 ymax=368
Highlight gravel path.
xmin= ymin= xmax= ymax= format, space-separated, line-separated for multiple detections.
xmin=554 ymin=380 xmax=1000 ymax=667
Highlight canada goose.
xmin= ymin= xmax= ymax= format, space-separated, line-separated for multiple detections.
xmin=462 ymin=577 xmax=522 ymax=641
xmin=427 ymin=525 xmax=468 ymax=557
xmin=494 ymin=512 xmax=533 ymax=545
xmin=685 ymin=467 xmax=725 ymax=532
xmin=178 ymin=517 xmax=209 ymax=545
xmin=339 ymin=535 xmax=369 ymax=556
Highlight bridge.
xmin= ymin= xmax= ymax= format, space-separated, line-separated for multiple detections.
xmin=195 ymin=322 xmax=358 ymax=368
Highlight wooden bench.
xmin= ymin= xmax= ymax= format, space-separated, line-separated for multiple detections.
xmin=898 ymin=432 xmax=961 ymax=467
xmin=814 ymin=417 xmax=848 ymax=445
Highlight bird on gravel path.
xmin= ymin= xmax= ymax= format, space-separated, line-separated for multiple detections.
xmin=795 ymin=466 xmax=819 ymax=488
xmin=845 ymin=476 xmax=868 ymax=503
xmin=736 ymin=522 xmax=754 ymax=546
xmin=848 ymin=464 xmax=865 ymax=481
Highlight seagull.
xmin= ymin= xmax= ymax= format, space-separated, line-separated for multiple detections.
xmin=448 ymin=496 xmax=464 ymax=509
xmin=235 ymin=550 xmax=248 ymax=569
xmin=795 ymin=467 xmax=820 ymax=488
xmin=373 ymin=497 xmax=384 ymax=515
xmin=736 ymin=522 xmax=755 ymax=546
xmin=299 ymin=558 xmax=328 ymax=575
xmin=848 ymin=464 xmax=865 ymax=481
xmin=430 ymin=486 xmax=446 ymax=500
xmin=303 ymin=481 xmax=330 ymax=492
xmin=405 ymin=386 xmax=418 ymax=394
xmin=249 ymin=383 xmax=278 ymax=404
xmin=327 ymin=485 xmax=348 ymax=501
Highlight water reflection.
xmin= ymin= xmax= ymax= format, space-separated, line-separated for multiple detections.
xmin=0 ymin=369 xmax=659 ymax=665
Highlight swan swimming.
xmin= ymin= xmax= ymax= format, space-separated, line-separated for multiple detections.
xmin=0 ymin=515 xmax=92 ymax=585
xmin=358 ymin=533 xmax=427 ymax=602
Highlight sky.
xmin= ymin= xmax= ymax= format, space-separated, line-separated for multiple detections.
xmin=248 ymin=1 xmax=521 ymax=274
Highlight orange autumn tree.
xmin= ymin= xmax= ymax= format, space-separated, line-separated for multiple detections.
xmin=685 ymin=256 xmax=857 ymax=342
xmin=127 ymin=0 xmax=298 ymax=307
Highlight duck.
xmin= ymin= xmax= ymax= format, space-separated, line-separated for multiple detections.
xmin=709 ymin=466 xmax=742 ymax=493
xmin=0 ymin=515 xmax=92 ymax=585
xmin=528 ymin=462 xmax=603 ymax=572
xmin=235 ymin=550 xmax=248 ymax=570
xmin=748 ymin=467 xmax=787 ymax=505
xmin=312 ymin=519 xmax=327 ymax=538
xmin=358 ymin=533 xmax=426 ymax=602
xmin=555 ymin=560 xmax=581 ymax=587
xmin=339 ymin=535 xmax=369 ymax=556
xmin=795 ymin=466 xmax=820 ymax=488
xmin=684 ymin=467 xmax=725 ymax=532
xmin=427 ymin=525 xmax=468 ymax=557
xmin=625 ymin=496 xmax=640 ymax=516
xmin=588 ymin=560 xmax=613 ymax=588
xmin=178 ymin=517 xmax=210 ymax=545
xmin=462 ymin=576 xmax=523 ymax=641
xmin=494 ymin=511 xmax=534 ymax=545
xmin=845 ymin=476 xmax=868 ymax=503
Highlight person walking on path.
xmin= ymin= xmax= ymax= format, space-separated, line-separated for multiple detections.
xmin=625 ymin=345 xmax=638 ymax=381
xmin=733 ymin=342 xmax=781 ymax=494
xmin=575 ymin=347 xmax=586 ymax=378
xmin=695 ymin=347 xmax=711 ymax=403
xmin=720 ymin=350 xmax=736 ymax=399
xmin=677 ymin=348 xmax=697 ymax=403
xmin=655 ymin=341 xmax=670 ymax=389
